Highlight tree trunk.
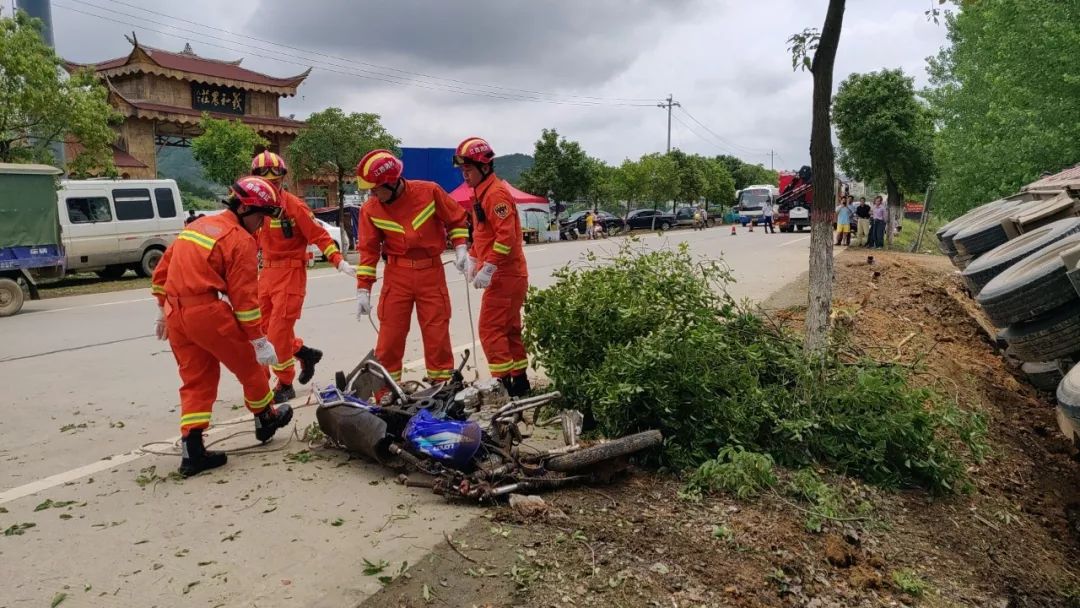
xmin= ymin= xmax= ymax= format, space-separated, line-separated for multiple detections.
xmin=885 ymin=172 xmax=901 ymax=249
xmin=804 ymin=0 xmax=846 ymax=355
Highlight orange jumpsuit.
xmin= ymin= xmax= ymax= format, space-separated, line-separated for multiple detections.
xmin=468 ymin=175 xmax=529 ymax=378
xmin=257 ymin=191 xmax=343 ymax=386
xmin=151 ymin=213 xmax=274 ymax=437
xmin=356 ymin=180 xmax=468 ymax=382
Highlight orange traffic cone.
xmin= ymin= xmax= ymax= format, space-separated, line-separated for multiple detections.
xmin=730 ymin=225 xmax=737 ymax=235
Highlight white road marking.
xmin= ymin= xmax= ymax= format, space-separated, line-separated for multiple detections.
xmin=780 ymin=236 xmax=812 ymax=247
xmin=37 ymin=296 xmax=155 ymax=314
xmin=0 ymin=340 xmax=479 ymax=505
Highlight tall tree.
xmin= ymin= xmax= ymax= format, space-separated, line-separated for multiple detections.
xmin=191 ymin=116 xmax=268 ymax=186
xmin=613 ymin=158 xmax=649 ymax=218
xmin=639 ymin=152 xmax=679 ymax=211
xmin=0 ymin=11 xmax=118 ymax=173
xmin=518 ymin=128 xmax=592 ymax=215
xmin=788 ymin=0 xmax=845 ymax=354
xmin=833 ymin=69 xmax=935 ymax=245
xmin=701 ymin=157 xmax=736 ymax=214
xmin=585 ymin=157 xmax=617 ymax=211
xmin=289 ymin=108 xmax=400 ymax=232
xmin=925 ymin=0 xmax=1080 ymax=218
xmin=668 ymin=149 xmax=707 ymax=211
xmin=715 ymin=154 xmax=778 ymax=191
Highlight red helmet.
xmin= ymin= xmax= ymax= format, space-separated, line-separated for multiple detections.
xmin=356 ymin=149 xmax=403 ymax=189
xmin=230 ymin=176 xmax=281 ymax=214
xmin=453 ymin=137 xmax=495 ymax=166
xmin=251 ymin=151 xmax=287 ymax=178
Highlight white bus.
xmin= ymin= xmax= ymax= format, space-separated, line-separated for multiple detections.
xmin=735 ymin=185 xmax=779 ymax=224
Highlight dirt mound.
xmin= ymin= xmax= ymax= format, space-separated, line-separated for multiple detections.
xmin=363 ymin=250 xmax=1080 ymax=608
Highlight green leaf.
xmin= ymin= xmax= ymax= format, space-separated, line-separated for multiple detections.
xmin=51 ymin=592 xmax=67 ymax=607
xmin=362 ymin=558 xmax=389 ymax=576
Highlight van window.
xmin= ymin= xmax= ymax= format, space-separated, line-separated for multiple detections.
xmin=154 ymin=188 xmax=177 ymax=218
xmin=66 ymin=197 xmax=113 ymax=224
xmin=113 ymin=188 xmax=154 ymax=221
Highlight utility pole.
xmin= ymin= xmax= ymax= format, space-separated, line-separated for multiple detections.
xmin=767 ymin=149 xmax=777 ymax=170
xmin=657 ymin=94 xmax=680 ymax=153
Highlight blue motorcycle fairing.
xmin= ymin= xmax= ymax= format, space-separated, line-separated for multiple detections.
xmin=405 ymin=409 xmax=481 ymax=468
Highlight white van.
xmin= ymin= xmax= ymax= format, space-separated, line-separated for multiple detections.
xmin=58 ymin=179 xmax=184 ymax=279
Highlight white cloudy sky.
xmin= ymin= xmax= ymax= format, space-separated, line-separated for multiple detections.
xmin=42 ymin=0 xmax=948 ymax=170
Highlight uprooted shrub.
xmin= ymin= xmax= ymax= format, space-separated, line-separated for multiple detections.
xmin=524 ymin=242 xmax=985 ymax=494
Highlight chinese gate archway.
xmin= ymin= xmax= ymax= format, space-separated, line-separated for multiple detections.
xmin=65 ymin=38 xmax=308 ymax=182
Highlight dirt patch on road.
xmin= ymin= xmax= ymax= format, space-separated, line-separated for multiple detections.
xmin=363 ymin=250 xmax=1080 ymax=608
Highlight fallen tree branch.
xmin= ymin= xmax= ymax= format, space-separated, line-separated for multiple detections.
xmin=443 ymin=531 xmax=477 ymax=564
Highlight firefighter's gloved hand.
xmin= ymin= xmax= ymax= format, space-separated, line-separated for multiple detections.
xmin=355 ymin=289 xmax=372 ymax=319
xmin=251 ymin=337 xmax=278 ymax=366
xmin=154 ymin=308 xmax=168 ymax=341
xmin=453 ymin=245 xmax=469 ymax=274
xmin=473 ymin=262 xmax=497 ymax=289
xmin=336 ymin=260 xmax=356 ymax=277
xmin=465 ymin=257 xmax=478 ymax=282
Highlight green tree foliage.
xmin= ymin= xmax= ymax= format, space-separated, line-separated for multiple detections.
xmin=0 ymin=11 xmax=119 ymax=174
xmin=190 ymin=116 xmax=268 ymax=186
xmin=925 ymin=0 xmax=1080 ymax=217
xmin=716 ymin=155 xmax=778 ymax=191
xmin=701 ymin=157 xmax=736 ymax=210
xmin=612 ymin=158 xmax=649 ymax=216
xmin=524 ymin=244 xmax=985 ymax=493
xmin=669 ymin=149 xmax=706 ymax=210
xmin=518 ymin=128 xmax=592 ymax=205
xmin=639 ymin=153 xmax=679 ymax=209
xmin=833 ymin=69 xmax=935 ymax=226
xmin=288 ymin=108 xmax=400 ymax=205
xmin=584 ymin=157 xmax=617 ymax=210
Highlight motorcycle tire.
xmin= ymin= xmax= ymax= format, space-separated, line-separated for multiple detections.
xmin=545 ymin=430 xmax=662 ymax=473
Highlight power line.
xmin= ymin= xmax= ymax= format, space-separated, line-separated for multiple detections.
xmin=671 ymin=112 xmax=742 ymax=156
xmin=677 ymin=106 xmax=769 ymax=156
xmin=61 ymin=0 xmax=659 ymax=106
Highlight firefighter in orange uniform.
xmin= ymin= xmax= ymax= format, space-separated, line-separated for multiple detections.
xmin=353 ymin=149 xmax=470 ymax=386
xmin=151 ymin=177 xmax=293 ymax=477
xmin=453 ymin=137 xmax=531 ymax=396
xmin=250 ymin=151 xmax=356 ymax=404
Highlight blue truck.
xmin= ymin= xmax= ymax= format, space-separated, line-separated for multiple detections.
xmin=0 ymin=163 xmax=66 ymax=316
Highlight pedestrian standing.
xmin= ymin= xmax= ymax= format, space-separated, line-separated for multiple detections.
xmin=847 ymin=196 xmax=858 ymax=235
xmin=761 ymin=198 xmax=775 ymax=233
xmin=869 ymin=196 xmax=887 ymax=248
xmin=150 ymin=177 xmax=293 ymax=477
xmin=855 ymin=197 xmax=871 ymax=246
xmin=585 ymin=211 xmax=596 ymax=239
xmin=454 ymin=137 xmax=532 ymax=396
xmin=835 ymin=199 xmax=852 ymax=246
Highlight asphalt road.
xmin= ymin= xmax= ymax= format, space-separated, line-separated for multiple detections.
xmin=0 ymin=226 xmax=811 ymax=607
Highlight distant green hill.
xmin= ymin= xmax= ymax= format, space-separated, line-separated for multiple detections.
xmin=494 ymin=153 xmax=533 ymax=185
xmin=157 ymin=147 xmax=223 ymax=196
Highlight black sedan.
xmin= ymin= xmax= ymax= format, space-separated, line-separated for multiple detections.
xmin=625 ymin=208 xmax=676 ymax=231
xmin=561 ymin=210 xmax=626 ymax=235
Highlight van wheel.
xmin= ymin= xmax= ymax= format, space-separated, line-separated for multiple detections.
xmin=137 ymin=248 xmax=164 ymax=278
xmin=0 ymin=277 xmax=25 ymax=317
xmin=96 ymin=266 xmax=127 ymax=280
xmin=659 ymin=221 xmax=671 ymax=231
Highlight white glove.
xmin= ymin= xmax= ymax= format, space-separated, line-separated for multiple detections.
xmin=453 ymin=245 xmax=469 ymax=274
xmin=355 ymin=289 xmax=372 ymax=319
xmin=251 ymin=337 xmax=278 ymax=366
xmin=473 ymin=262 xmax=497 ymax=289
xmin=337 ymin=260 xmax=356 ymax=277
xmin=465 ymin=256 xmax=478 ymax=282
xmin=154 ymin=308 xmax=168 ymax=341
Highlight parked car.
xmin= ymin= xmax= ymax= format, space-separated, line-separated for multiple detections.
xmin=625 ymin=209 xmax=676 ymax=231
xmin=674 ymin=206 xmax=716 ymax=228
xmin=197 ymin=211 xmax=346 ymax=262
xmin=0 ymin=163 xmax=65 ymax=316
xmin=58 ymin=179 xmax=184 ymax=279
xmin=560 ymin=210 xmax=626 ymax=236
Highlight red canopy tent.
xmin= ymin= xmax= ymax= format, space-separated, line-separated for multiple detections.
xmin=448 ymin=180 xmax=548 ymax=209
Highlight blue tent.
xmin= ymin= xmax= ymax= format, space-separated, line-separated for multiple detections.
xmin=400 ymin=147 xmax=461 ymax=194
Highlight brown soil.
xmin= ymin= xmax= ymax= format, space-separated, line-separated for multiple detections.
xmin=363 ymin=250 xmax=1080 ymax=608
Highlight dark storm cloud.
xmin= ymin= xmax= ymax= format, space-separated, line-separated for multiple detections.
xmin=251 ymin=0 xmax=704 ymax=89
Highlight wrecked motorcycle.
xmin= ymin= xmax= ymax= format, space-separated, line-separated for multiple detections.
xmin=314 ymin=350 xmax=662 ymax=501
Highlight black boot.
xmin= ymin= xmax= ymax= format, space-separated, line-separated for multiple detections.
xmin=295 ymin=346 xmax=323 ymax=385
xmin=255 ymin=404 xmax=293 ymax=443
xmin=499 ymin=375 xmax=514 ymax=395
xmin=510 ymin=375 xmax=532 ymax=398
xmin=273 ymin=383 xmax=296 ymax=404
xmin=178 ymin=428 xmax=227 ymax=477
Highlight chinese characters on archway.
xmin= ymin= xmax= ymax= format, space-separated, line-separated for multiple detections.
xmin=191 ymin=83 xmax=246 ymax=115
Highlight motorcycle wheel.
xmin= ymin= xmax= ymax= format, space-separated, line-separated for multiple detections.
xmin=544 ymin=430 xmax=662 ymax=472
